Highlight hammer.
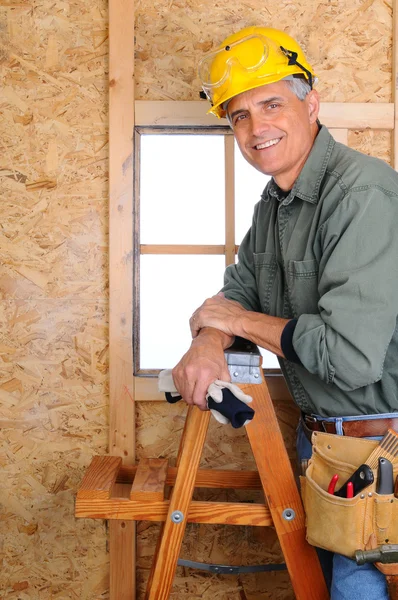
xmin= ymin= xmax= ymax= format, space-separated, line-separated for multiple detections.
xmin=356 ymin=544 xmax=398 ymax=599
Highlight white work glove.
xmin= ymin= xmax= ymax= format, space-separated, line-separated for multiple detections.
xmin=207 ymin=380 xmax=253 ymax=426
xmin=158 ymin=368 xmax=181 ymax=399
xmin=158 ymin=369 xmax=253 ymax=427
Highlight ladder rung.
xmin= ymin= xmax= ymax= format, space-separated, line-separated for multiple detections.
xmin=118 ymin=466 xmax=262 ymax=489
xmin=75 ymin=495 xmax=272 ymax=526
xmin=130 ymin=458 xmax=169 ymax=501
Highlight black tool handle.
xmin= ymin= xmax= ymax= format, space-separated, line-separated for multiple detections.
xmin=165 ymin=389 xmax=254 ymax=429
xmin=165 ymin=392 xmax=182 ymax=404
xmin=377 ymin=457 xmax=394 ymax=494
xmin=334 ymin=464 xmax=374 ymax=498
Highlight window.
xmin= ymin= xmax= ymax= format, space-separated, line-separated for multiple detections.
xmin=134 ymin=127 xmax=279 ymax=374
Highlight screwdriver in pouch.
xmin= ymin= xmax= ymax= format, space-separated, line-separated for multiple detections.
xmin=377 ymin=457 xmax=394 ymax=494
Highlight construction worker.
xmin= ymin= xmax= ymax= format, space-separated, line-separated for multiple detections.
xmin=172 ymin=26 xmax=398 ymax=599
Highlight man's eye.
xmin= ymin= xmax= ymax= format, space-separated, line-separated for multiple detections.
xmin=233 ymin=113 xmax=247 ymax=125
xmin=268 ymin=103 xmax=280 ymax=109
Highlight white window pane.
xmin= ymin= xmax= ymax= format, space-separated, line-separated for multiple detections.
xmin=260 ymin=348 xmax=280 ymax=368
xmin=140 ymin=255 xmax=226 ymax=369
xmin=140 ymin=135 xmax=225 ymax=244
xmin=234 ymin=140 xmax=271 ymax=243
xmin=140 ymin=255 xmax=280 ymax=370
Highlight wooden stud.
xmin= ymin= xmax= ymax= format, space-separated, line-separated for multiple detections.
xmin=130 ymin=458 xmax=169 ymax=501
xmin=225 ymin=134 xmax=236 ymax=267
xmin=109 ymin=0 xmax=136 ymax=597
xmin=134 ymin=371 xmax=290 ymax=401
xmin=331 ymin=128 xmax=349 ymax=146
xmin=140 ymin=244 xmax=225 ymax=254
xmin=135 ymin=100 xmax=394 ymax=130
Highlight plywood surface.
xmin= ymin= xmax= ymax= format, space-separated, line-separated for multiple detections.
xmin=135 ymin=0 xmax=392 ymax=104
xmin=0 ymin=0 xmax=394 ymax=598
xmin=0 ymin=1 xmax=110 ymax=597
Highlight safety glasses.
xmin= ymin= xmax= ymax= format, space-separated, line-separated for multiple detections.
xmin=198 ymin=34 xmax=271 ymax=100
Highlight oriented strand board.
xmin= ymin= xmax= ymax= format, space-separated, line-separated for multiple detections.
xmin=349 ymin=130 xmax=392 ymax=164
xmin=135 ymin=0 xmax=392 ymax=105
xmin=0 ymin=0 xmax=110 ymax=597
xmin=0 ymin=0 xmax=395 ymax=598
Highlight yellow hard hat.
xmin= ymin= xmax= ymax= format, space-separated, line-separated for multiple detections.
xmin=198 ymin=26 xmax=317 ymax=119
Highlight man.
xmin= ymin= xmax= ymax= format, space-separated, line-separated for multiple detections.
xmin=172 ymin=26 xmax=398 ymax=599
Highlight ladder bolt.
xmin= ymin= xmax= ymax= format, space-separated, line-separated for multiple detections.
xmin=282 ymin=508 xmax=296 ymax=521
xmin=171 ymin=510 xmax=184 ymax=524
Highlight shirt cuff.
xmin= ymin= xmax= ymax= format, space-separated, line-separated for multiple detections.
xmin=281 ymin=319 xmax=303 ymax=365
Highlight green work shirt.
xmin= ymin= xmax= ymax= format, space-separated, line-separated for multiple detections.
xmin=222 ymin=125 xmax=398 ymax=417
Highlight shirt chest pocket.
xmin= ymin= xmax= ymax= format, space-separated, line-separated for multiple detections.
xmin=253 ymin=252 xmax=280 ymax=315
xmin=287 ymin=259 xmax=320 ymax=317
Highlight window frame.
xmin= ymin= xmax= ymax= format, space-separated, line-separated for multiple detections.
xmin=133 ymin=124 xmax=282 ymax=376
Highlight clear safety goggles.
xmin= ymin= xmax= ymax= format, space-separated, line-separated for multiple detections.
xmin=198 ymin=34 xmax=313 ymax=104
xmin=198 ymin=34 xmax=270 ymax=100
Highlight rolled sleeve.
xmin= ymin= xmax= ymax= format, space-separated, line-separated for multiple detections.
xmin=293 ymin=188 xmax=398 ymax=391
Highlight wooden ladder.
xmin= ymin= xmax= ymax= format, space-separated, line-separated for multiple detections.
xmin=76 ymin=367 xmax=329 ymax=599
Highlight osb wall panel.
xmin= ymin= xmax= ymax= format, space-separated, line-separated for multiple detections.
xmin=0 ymin=1 xmax=110 ymax=598
xmin=0 ymin=0 xmax=394 ymax=599
xmin=135 ymin=0 xmax=392 ymax=103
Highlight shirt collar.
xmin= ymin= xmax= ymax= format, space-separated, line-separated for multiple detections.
xmin=268 ymin=179 xmax=290 ymax=202
xmin=290 ymin=125 xmax=335 ymax=204
xmin=262 ymin=125 xmax=335 ymax=205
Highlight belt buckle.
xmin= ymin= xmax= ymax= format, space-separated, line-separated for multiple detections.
xmin=304 ymin=414 xmax=317 ymax=424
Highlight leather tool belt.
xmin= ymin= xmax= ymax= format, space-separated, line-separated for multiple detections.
xmin=302 ymin=413 xmax=398 ymax=442
xmin=300 ymin=432 xmax=398 ymax=558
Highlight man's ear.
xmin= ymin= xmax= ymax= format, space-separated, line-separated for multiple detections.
xmin=307 ymin=89 xmax=320 ymax=124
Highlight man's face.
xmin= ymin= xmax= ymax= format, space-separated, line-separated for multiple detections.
xmin=227 ymin=80 xmax=320 ymax=190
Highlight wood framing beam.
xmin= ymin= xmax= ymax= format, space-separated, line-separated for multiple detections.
xmin=109 ymin=0 xmax=136 ymax=597
xmin=225 ymin=135 xmax=236 ymax=266
xmin=331 ymin=129 xmax=348 ymax=146
xmin=135 ymin=100 xmax=394 ymax=130
xmin=140 ymin=244 xmax=225 ymax=254
xmin=134 ymin=371 xmax=290 ymax=401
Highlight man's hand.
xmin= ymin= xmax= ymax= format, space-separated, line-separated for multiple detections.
xmin=172 ymin=328 xmax=232 ymax=410
xmin=189 ymin=292 xmax=248 ymax=339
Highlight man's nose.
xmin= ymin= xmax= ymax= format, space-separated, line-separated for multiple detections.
xmin=250 ymin=115 xmax=270 ymax=138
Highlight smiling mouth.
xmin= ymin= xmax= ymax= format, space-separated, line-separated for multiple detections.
xmin=254 ymin=138 xmax=282 ymax=150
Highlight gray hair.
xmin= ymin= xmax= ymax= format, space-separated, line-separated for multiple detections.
xmin=283 ymin=76 xmax=312 ymax=100
xmin=225 ymin=75 xmax=317 ymax=123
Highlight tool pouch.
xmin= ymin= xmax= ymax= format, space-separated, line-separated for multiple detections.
xmin=300 ymin=431 xmax=398 ymax=558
